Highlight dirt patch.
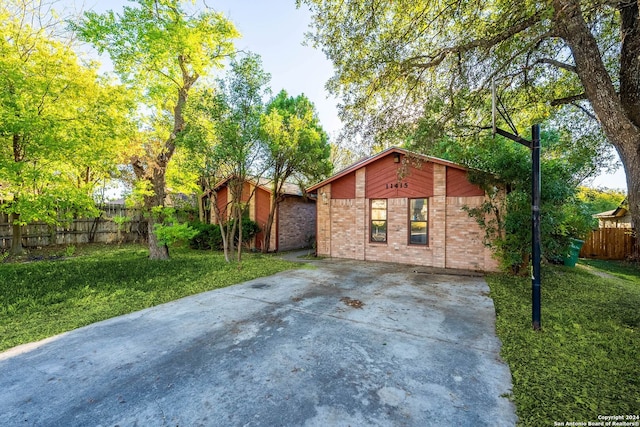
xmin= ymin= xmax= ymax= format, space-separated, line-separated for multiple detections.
xmin=340 ymin=297 xmax=364 ymax=309
xmin=577 ymin=264 xmax=617 ymax=280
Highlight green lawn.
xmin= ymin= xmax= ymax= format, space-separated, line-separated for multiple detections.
xmin=0 ymin=244 xmax=299 ymax=352
xmin=486 ymin=260 xmax=640 ymax=426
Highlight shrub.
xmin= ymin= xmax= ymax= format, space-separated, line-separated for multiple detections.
xmin=235 ymin=217 xmax=260 ymax=246
xmin=189 ymin=221 xmax=223 ymax=250
xmin=154 ymin=222 xmax=198 ymax=247
xmin=188 ymin=218 xmax=260 ymax=250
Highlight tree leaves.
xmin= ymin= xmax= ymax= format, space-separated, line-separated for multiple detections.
xmin=0 ymin=1 xmax=134 ymax=232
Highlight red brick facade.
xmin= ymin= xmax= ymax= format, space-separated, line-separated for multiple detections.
xmin=309 ymin=148 xmax=499 ymax=272
xmin=211 ymin=178 xmax=315 ymax=252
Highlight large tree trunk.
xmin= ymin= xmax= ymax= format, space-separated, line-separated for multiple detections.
xmin=554 ymin=0 xmax=640 ymax=235
xmin=9 ymin=213 xmax=24 ymax=255
xmin=144 ymin=168 xmax=170 ymax=260
xmin=147 ymin=214 xmax=169 ymax=259
xmin=131 ymin=58 xmax=197 ymax=261
xmin=619 ymin=143 xmax=640 ymax=232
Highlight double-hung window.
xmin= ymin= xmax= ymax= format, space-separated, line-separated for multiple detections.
xmin=409 ymin=198 xmax=428 ymax=245
xmin=370 ymin=199 xmax=387 ymax=242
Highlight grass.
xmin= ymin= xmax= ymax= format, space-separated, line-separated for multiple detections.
xmin=580 ymin=258 xmax=640 ymax=283
xmin=486 ymin=260 xmax=640 ymax=426
xmin=0 ymin=244 xmax=299 ymax=352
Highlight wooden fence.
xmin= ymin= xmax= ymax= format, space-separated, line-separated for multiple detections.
xmin=579 ymin=228 xmax=637 ymax=260
xmin=0 ymin=205 xmax=147 ymax=250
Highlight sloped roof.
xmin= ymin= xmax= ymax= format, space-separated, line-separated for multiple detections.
xmin=213 ymin=176 xmax=304 ymax=197
xmin=306 ymin=146 xmax=471 ymax=193
xmin=595 ymin=207 xmax=629 ymax=219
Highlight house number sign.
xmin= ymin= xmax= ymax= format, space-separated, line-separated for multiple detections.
xmin=385 ymin=182 xmax=408 ymax=189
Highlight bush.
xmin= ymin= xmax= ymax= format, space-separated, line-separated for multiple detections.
xmin=154 ymin=222 xmax=198 ymax=247
xmin=189 ymin=221 xmax=223 ymax=250
xmin=236 ymin=217 xmax=260 ymax=246
xmin=188 ymin=218 xmax=260 ymax=250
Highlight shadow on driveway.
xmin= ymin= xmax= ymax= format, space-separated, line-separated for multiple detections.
xmin=0 ymin=259 xmax=517 ymax=426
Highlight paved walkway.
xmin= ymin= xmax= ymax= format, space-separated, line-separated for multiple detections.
xmin=0 ymin=259 xmax=517 ymax=426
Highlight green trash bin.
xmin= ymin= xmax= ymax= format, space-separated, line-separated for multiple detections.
xmin=563 ymin=238 xmax=584 ymax=267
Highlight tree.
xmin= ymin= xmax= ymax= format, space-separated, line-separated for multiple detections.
xmin=300 ymin=0 xmax=640 ymax=232
xmin=260 ymin=90 xmax=333 ymax=252
xmin=0 ymin=0 xmax=132 ymax=255
xmin=73 ymin=0 xmax=238 ymax=259
xmin=184 ymin=53 xmax=271 ymax=262
xmin=577 ymin=186 xmax=626 ymax=216
xmin=425 ymin=127 xmax=597 ymax=273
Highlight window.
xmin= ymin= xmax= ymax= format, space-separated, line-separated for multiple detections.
xmin=370 ymin=199 xmax=387 ymax=242
xmin=409 ymin=198 xmax=428 ymax=245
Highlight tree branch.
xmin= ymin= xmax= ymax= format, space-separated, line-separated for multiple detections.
xmin=403 ymin=11 xmax=544 ymax=70
xmin=550 ymin=93 xmax=587 ymax=106
xmin=570 ymin=101 xmax=597 ymax=121
xmin=535 ymin=57 xmax=577 ymax=72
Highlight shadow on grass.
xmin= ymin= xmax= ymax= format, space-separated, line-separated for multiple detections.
xmin=486 ymin=264 xmax=640 ymax=425
xmin=0 ymin=245 xmax=299 ymax=352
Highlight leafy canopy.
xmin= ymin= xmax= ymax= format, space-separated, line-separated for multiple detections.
xmin=262 ymin=90 xmax=333 ymax=187
xmin=299 ymin=0 xmax=629 ymax=152
xmin=0 ymin=0 xmax=133 ymax=226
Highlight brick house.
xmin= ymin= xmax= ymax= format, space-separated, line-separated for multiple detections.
xmin=307 ymin=147 xmax=499 ymax=271
xmin=206 ymin=177 xmax=316 ymax=252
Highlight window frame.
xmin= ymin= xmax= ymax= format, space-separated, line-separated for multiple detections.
xmin=408 ymin=198 xmax=429 ymax=246
xmin=369 ymin=198 xmax=388 ymax=243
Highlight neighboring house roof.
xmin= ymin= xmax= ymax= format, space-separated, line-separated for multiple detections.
xmin=595 ymin=207 xmax=629 ymax=219
xmin=307 ymin=146 xmax=474 ymax=193
xmin=105 ymin=198 xmax=126 ymax=205
xmin=212 ymin=176 xmax=305 ymax=197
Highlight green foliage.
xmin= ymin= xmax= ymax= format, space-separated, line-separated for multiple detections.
xmin=236 ymin=218 xmax=260 ymax=244
xmin=426 ymin=128 xmax=597 ymax=273
xmin=486 ymin=262 xmax=640 ymax=425
xmin=72 ymin=0 xmax=239 ymax=259
xmin=112 ymin=215 xmax=131 ymax=230
xmin=183 ymin=53 xmax=271 ymax=261
xmin=262 ymin=90 xmax=334 ymax=186
xmin=151 ymin=207 xmax=198 ymax=247
xmin=260 ymin=90 xmax=333 ymax=252
xmin=0 ymin=1 xmax=133 ymax=240
xmin=577 ymin=187 xmax=626 ymax=216
xmin=188 ymin=222 xmax=223 ymax=250
xmin=64 ymin=245 xmax=76 ymax=257
xmin=299 ymin=0 xmax=624 ymax=148
xmin=0 ymin=244 xmax=299 ymax=352
xmin=73 ymin=0 xmax=238 ymax=105
xmin=188 ymin=218 xmax=260 ymax=250
xmin=153 ymin=222 xmax=198 ymax=247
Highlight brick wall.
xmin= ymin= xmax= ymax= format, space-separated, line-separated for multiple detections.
xmin=445 ymin=196 xmax=489 ymax=270
xmin=315 ymin=161 xmax=499 ymax=271
xmin=277 ymin=197 xmax=316 ymax=251
xmin=330 ymin=199 xmax=358 ymax=258
xmin=316 ymin=184 xmax=332 ymax=256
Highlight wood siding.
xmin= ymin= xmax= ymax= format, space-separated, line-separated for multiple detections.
xmin=446 ymin=168 xmax=485 ymax=197
xmin=331 ymin=172 xmax=356 ymax=199
xmin=254 ymin=187 xmax=271 ymax=250
xmin=366 ymin=153 xmax=434 ymax=199
xmin=215 ymin=187 xmax=228 ymax=223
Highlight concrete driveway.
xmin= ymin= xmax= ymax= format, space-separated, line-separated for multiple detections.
xmin=0 ymin=259 xmax=517 ymax=426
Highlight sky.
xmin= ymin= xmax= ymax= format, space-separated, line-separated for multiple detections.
xmin=60 ymin=0 xmax=627 ymax=191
